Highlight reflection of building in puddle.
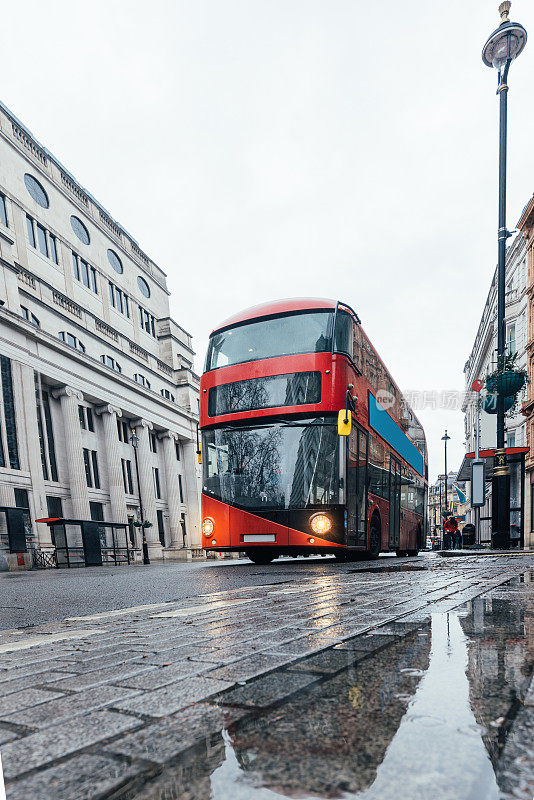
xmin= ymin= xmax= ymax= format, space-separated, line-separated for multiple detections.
xmin=460 ymin=588 xmax=534 ymax=764
xmin=224 ymin=630 xmax=431 ymax=799
xmin=355 ymin=614 xmax=499 ymax=800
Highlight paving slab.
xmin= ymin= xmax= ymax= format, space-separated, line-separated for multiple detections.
xmin=0 ymin=709 xmax=142 ymax=778
xmin=3 ymin=754 xmax=142 ymax=800
xmin=0 ymin=687 xmax=65 ymax=716
xmin=104 ymin=702 xmax=246 ymax=763
xmin=116 ymin=660 xmax=212 ymax=690
xmin=111 ymin=675 xmax=234 ymax=717
xmin=215 ymin=669 xmax=319 ymax=708
xmin=0 ymin=684 xmax=142 ymax=729
xmin=205 ymin=653 xmax=296 ymax=682
xmin=47 ymin=661 xmax=157 ymax=692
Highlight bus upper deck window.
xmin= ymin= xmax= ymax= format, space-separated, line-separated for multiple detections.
xmin=334 ymin=311 xmax=353 ymax=359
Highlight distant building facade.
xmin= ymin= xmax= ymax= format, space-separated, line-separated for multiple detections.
xmin=462 ymin=230 xmax=528 ymax=545
xmin=0 ymin=101 xmax=201 ymax=568
xmin=518 ymin=195 xmax=534 ymax=544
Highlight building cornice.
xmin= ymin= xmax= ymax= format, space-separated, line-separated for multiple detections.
xmin=0 ymin=101 xmax=169 ymax=294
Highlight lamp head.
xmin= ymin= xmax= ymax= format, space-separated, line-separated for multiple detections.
xmin=482 ymin=3 xmax=527 ymax=69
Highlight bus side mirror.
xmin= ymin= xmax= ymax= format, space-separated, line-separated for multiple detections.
xmin=338 ymin=409 xmax=351 ymax=436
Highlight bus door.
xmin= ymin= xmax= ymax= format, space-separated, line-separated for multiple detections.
xmin=346 ymin=426 xmax=368 ymax=547
xmin=389 ymin=456 xmax=401 ymax=549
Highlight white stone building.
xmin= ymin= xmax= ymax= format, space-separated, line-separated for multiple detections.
xmin=0 ymin=101 xmax=201 ymax=568
xmin=462 ymin=231 xmax=528 ymax=544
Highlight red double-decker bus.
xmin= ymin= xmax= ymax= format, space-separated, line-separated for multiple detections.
xmin=200 ymin=298 xmax=427 ymax=564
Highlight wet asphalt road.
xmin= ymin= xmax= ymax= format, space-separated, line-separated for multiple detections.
xmin=0 ymin=553 xmax=404 ymax=631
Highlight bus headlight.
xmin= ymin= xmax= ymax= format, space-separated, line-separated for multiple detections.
xmin=202 ymin=518 xmax=214 ymax=537
xmin=310 ymin=514 xmax=331 ymax=535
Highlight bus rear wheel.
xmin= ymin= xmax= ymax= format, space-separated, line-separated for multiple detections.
xmin=245 ymin=549 xmax=276 ymax=565
xmin=407 ymin=549 xmax=419 ymax=557
xmin=396 ymin=549 xmax=407 ymax=557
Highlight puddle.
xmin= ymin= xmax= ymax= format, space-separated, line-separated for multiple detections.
xmin=124 ymin=578 xmax=534 ymax=800
xmin=349 ymin=564 xmax=427 ymax=574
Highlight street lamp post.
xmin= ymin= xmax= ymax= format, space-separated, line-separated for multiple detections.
xmin=482 ymin=2 xmax=527 ymax=549
xmin=130 ymin=431 xmax=150 ymax=565
xmin=442 ymin=430 xmax=450 ymax=516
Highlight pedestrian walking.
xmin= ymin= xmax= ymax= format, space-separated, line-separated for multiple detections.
xmin=443 ymin=515 xmax=459 ymax=550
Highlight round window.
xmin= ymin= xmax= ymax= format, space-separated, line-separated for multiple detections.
xmin=137 ymin=276 xmax=151 ymax=298
xmin=24 ymin=174 xmax=49 ymax=209
xmin=108 ymin=249 xmax=123 ymax=274
xmin=70 ymin=215 xmax=90 ymax=245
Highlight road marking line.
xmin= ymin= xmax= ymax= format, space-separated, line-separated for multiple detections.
xmin=66 ymin=603 xmax=173 ymax=621
xmin=269 ymin=587 xmax=312 ymax=595
xmin=0 ymin=629 xmax=101 ymax=653
xmin=152 ymin=599 xmax=255 ymax=618
xmin=0 ymin=753 xmax=5 ymax=800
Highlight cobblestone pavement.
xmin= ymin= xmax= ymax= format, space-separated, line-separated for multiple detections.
xmin=1 ymin=554 xmax=534 ymax=799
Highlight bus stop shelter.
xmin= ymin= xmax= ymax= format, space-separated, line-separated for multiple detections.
xmin=457 ymin=446 xmax=528 ymax=547
xmin=35 ymin=517 xmax=132 ymax=567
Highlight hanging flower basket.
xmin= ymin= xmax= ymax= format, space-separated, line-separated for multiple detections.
xmin=482 ymin=394 xmax=515 ymax=414
xmin=485 ymin=352 xmax=528 ymax=398
xmin=132 ymin=519 xmax=142 ymax=528
xmin=142 ymin=520 xmax=153 ymax=529
xmin=486 ymin=371 xmax=525 ymax=396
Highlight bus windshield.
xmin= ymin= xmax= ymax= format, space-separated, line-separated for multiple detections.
xmin=202 ymin=418 xmax=340 ymax=510
xmin=205 ymin=311 xmax=332 ymax=371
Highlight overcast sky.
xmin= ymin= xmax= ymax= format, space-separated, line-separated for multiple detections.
xmin=2 ymin=0 xmax=533 ymax=480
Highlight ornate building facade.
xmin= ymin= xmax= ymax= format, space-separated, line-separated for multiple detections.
xmin=462 ymin=230 xmax=528 ymax=545
xmin=0 ymin=101 xmax=201 ymax=568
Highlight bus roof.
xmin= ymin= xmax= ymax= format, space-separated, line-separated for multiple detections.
xmin=211 ymin=298 xmax=337 ymax=335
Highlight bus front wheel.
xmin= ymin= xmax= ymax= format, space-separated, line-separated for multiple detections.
xmin=246 ymin=549 xmax=276 ymax=565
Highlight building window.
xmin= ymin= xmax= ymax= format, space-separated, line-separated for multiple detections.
xmin=71 ymin=215 xmax=90 ymax=245
xmin=72 ymin=253 xmax=98 ymax=293
xmin=1 ymin=355 xmax=19 ymax=469
xmin=100 ymin=354 xmax=122 ymax=373
xmin=49 ymin=234 xmax=59 ymax=264
xmin=180 ymin=513 xmax=187 ymax=546
xmin=26 ymin=214 xmax=36 ymax=248
xmin=507 ymin=431 xmax=516 ymax=448
xmin=20 ymin=306 xmax=40 ymax=327
xmin=137 ymin=276 xmax=151 ymax=298
xmin=24 ymin=174 xmax=49 ymax=208
xmin=161 ymin=389 xmax=175 ymax=402
xmin=36 ymin=222 xmax=48 ymax=257
xmin=134 ymin=373 xmax=151 ymax=388
xmin=121 ymin=458 xmax=134 ymax=494
xmin=150 ymin=433 xmax=157 ymax=453
xmin=157 ymin=509 xmax=165 ymax=547
xmin=175 ymin=441 xmax=181 ymax=461
xmin=78 ymin=405 xmax=94 ymax=432
xmin=26 ymin=216 xmax=59 ymax=265
xmin=14 ymin=488 xmax=29 ymax=509
xmin=35 ymin=379 xmax=58 ymax=482
xmin=507 ymin=322 xmax=516 ymax=355
xmin=117 ymin=419 xmax=130 ymax=443
xmin=83 ymin=448 xmax=100 ymax=488
xmin=108 ymin=249 xmax=123 ymax=274
xmin=108 ymin=282 xmax=130 ymax=317
xmin=154 ymin=467 xmax=161 ymax=499
xmin=138 ymin=305 xmax=156 ymax=337
xmin=178 ymin=474 xmax=184 ymax=504
xmin=0 ymin=193 xmax=7 ymax=227
xmin=59 ymin=331 xmax=86 ymax=352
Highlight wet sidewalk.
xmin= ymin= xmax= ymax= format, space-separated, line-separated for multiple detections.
xmin=1 ymin=554 xmax=534 ymax=799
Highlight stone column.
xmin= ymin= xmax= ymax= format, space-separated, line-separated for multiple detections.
xmin=52 ymin=386 xmax=90 ymax=520
xmin=20 ymin=365 xmax=52 ymax=549
xmin=95 ymin=404 xmax=128 ymax=524
xmin=159 ymin=430 xmax=185 ymax=555
xmin=132 ymin=418 xmax=162 ymax=559
xmin=182 ymin=438 xmax=202 ymax=548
